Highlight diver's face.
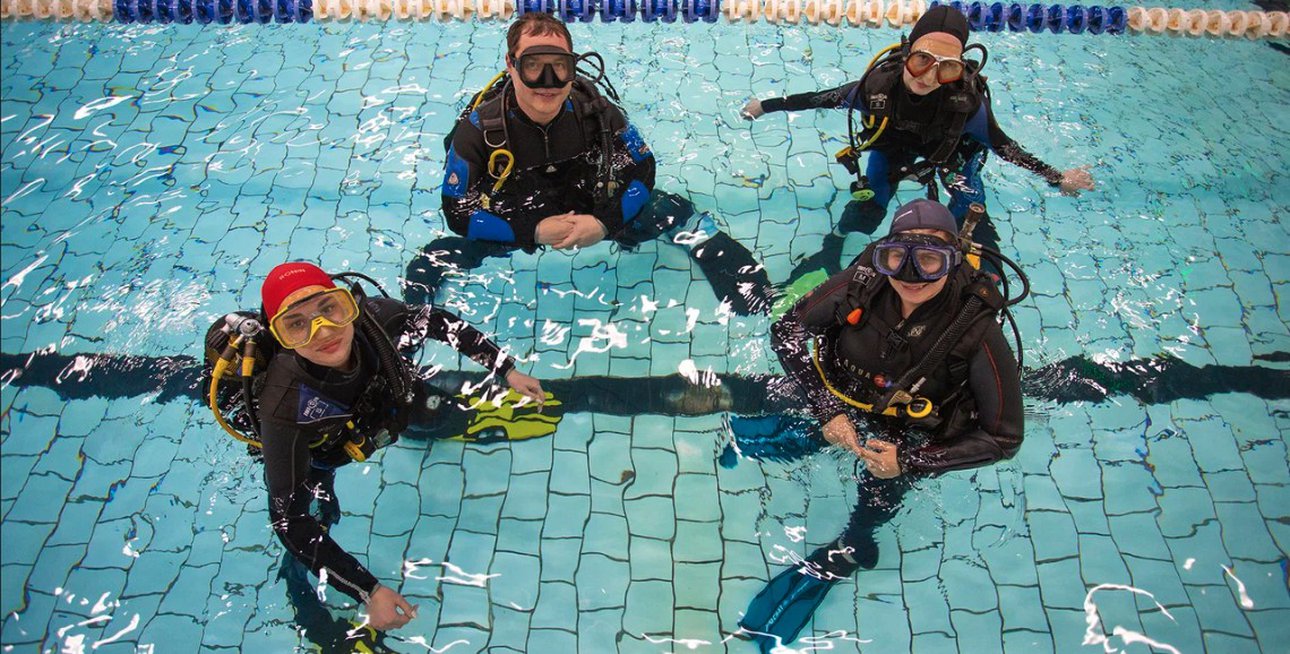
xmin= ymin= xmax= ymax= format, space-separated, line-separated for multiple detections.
xmin=278 ymin=285 xmax=355 ymax=369
xmin=886 ymin=228 xmax=954 ymax=309
xmin=507 ymin=30 xmax=574 ymax=124
xmin=901 ymin=35 xmax=964 ymax=96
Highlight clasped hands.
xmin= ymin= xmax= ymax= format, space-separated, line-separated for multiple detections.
xmin=536 ymin=212 xmax=607 ymax=250
xmin=823 ymin=414 xmax=902 ymax=479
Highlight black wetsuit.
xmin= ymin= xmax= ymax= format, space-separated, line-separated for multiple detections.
xmin=406 ymin=78 xmax=772 ymax=315
xmin=257 ymin=297 xmax=513 ymax=604
xmin=770 ymin=260 xmax=1024 ymax=573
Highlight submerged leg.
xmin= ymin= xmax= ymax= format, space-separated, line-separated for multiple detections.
xmin=624 ymin=191 xmax=774 ymax=316
xmin=403 ymin=237 xmax=515 ymax=305
xmin=817 ymin=473 xmax=913 ymax=575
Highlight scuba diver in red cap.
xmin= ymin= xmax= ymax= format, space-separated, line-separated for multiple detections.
xmin=734 ymin=199 xmax=1024 ymax=651
xmin=209 ymin=262 xmax=544 ymax=636
xmin=743 ymin=5 xmax=1094 ymax=280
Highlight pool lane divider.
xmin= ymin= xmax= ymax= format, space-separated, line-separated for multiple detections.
xmin=2 ymin=0 xmax=1288 ymax=37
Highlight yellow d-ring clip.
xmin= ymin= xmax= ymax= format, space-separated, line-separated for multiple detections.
xmin=905 ymin=397 xmax=934 ymax=419
xmin=488 ymin=149 xmax=514 ymax=186
xmin=344 ymin=439 xmax=368 ymax=462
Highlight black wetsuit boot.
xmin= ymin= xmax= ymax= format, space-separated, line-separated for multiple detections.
xmin=820 ymin=473 xmax=914 ymax=574
xmin=622 ymin=191 xmax=773 ymax=316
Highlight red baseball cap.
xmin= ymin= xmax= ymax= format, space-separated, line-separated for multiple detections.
xmin=261 ymin=262 xmax=335 ymax=318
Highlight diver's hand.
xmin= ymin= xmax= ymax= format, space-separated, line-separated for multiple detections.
xmin=821 ymin=414 xmax=864 ymax=457
xmin=506 ymin=369 xmax=545 ymax=408
xmin=536 ymin=214 xmax=576 ymax=246
xmin=552 ymin=214 xmax=607 ymax=249
xmin=741 ymin=98 xmax=764 ymax=121
xmin=366 ymin=584 xmax=417 ymax=631
xmin=858 ymin=438 xmax=902 ymax=479
xmin=1059 ymin=166 xmax=1095 ymax=196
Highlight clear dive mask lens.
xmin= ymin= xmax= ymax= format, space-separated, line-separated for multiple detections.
xmin=872 ymin=234 xmax=962 ymax=283
xmin=268 ymin=287 xmax=360 ymax=350
xmin=511 ymin=46 xmax=579 ymax=89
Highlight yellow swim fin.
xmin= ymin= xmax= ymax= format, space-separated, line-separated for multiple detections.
xmin=452 ymin=389 xmax=563 ymax=443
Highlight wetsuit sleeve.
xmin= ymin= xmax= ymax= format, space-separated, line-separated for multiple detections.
xmin=441 ymin=114 xmax=527 ymax=246
xmin=416 ymin=304 xmax=516 ymax=378
xmin=260 ymin=419 xmax=380 ymax=604
xmin=592 ymin=106 xmax=657 ymax=239
xmin=899 ymin=323 xmax=1024 ymax=475
xmin=770 ymin=266 xmax=858 ymax=424
xmin=760 ymin=81 xmax=861 ymax=113
xmin=366 ymin=297 xmax=516 ymax=377
xmin=962 ymin=85 xmax=1063 ymax=186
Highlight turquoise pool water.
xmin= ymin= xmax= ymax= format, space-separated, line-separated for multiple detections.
xmin=2 ymin=9 xmax=1288 ymax=653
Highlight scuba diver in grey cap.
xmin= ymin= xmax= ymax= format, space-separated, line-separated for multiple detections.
xmin=735 ymin=198 xmax=1026 ymax=651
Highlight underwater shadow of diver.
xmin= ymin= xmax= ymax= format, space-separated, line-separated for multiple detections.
xmin=1 ymin=350 xmax=1287 ymax=420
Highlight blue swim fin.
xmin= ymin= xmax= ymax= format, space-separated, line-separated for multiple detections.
xmin=726 ymin=414 xmax=823 ymax=466
xmin=739 ymin=564 xmax=839 ymax=652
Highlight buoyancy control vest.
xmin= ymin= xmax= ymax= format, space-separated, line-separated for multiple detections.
xmin=857 ymin=59 xmax=986 ymax=166
xmin=812 ymin=243 xmax=1004 ymax=436
xmin=204 ymin=280 xmax=418 ymax=464
xmin=446 ymin=75 xmax=623 ymax=214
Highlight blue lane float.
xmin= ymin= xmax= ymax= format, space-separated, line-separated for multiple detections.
xmin=3 ymin=0 xmax=1286 ymax=40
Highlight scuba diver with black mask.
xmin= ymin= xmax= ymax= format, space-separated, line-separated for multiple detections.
xmin=406 ymin=12 xmax=773 ymax=316
xmin=734 ymin=199 xmax=1025 ymax=651
xmin=204 ymin=262 xmax=545 ymax=638
xmin=743 ymin=5 xmax=1094 ymax=282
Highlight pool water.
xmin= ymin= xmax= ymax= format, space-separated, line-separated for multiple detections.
xmin=2 ymin=7 xmax=1288 ymax=654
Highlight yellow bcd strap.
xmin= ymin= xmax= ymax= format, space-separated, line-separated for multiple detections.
xmin=839 ymin=43 xmax=902 ymax=157
xmin=208 ymin=334 xmax=264 ymax=449
xmin=811 ymin=343 xmax=935 ymax=420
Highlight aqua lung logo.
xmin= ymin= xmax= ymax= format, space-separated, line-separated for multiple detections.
xmin=869 ymin=93 xmax=887 ymax=111
xmin=298 ymin=385 xmax=351 ymax=424
xmin=448 ymin=172 xmax=459 ymax=187
xmin=907 ymin=324 xmax=927 ymax=339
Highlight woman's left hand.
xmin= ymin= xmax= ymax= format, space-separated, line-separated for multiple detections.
xmin=505 ymin=369 xmax=546 ymax=409
xmin=858 ymin=439 xmax=902 ymax=479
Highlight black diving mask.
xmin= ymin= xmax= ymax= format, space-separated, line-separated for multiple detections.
xmin=509 ymin=45 xmax=586 ymax=89
xmin=873 ymin=233 xmax=962 ymax=283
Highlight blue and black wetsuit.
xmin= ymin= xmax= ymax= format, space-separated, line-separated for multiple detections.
xmin=762 ymin=66 xmax=1063 ymax=216
xmin=257 ymin=297 xmax=514 ymax=605
xmin=763 ymin=63 xmax=1063 ymax=279
xmin=407 ymin=78 xmax=772 ymax=315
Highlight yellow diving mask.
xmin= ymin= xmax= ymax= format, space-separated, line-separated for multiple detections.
xmin=268 ymin=287 xmax=360 ymax=349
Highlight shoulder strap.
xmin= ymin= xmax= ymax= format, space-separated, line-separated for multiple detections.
xmin=871 ymin=267 xmax=1000 ymax=412
xmin=860 ymin=61 xmax=903 ymax=122
xmin=838 ymin=244 xmax=885 ymax=327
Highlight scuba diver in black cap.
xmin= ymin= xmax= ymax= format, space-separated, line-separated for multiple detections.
xmin=734 ymin=199 xmax=1025 ymax=651
xmin=407 ymin=12 xmax=773 ymax=316
xmin=743 ymin=5 xmax=1094 ymax=280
